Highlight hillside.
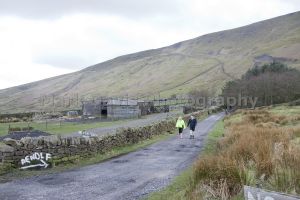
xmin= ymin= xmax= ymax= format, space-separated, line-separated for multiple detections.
xmin=1 ymin=11 xmax=300 ymax=113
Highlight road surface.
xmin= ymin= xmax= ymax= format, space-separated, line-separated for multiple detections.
xmin=0 ymin=113 xmax=224 ymax=200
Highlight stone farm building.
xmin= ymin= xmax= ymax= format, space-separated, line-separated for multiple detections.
xmin=82 ymin=99 xmax=142 ymax=119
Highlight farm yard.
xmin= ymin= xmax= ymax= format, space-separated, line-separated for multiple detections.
xmin=0 ymin=96 xmax=189 ymax=139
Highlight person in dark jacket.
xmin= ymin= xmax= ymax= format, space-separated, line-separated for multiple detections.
xmin=187 ymin=115 xmax=197 ymax=139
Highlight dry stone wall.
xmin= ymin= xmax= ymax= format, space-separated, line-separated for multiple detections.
xmin=0 ymin=111 xmax=205 ymax=171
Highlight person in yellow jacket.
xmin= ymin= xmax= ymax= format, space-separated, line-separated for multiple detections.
xmin=176 ymin=116 xmax=186 ymax=139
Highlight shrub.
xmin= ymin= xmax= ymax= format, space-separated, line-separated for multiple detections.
xmin=8 ymin=126 xmax=34 ymax=132
xmin=8 ymin=127 xmax=21 ymax=132
xmin=193 ymin=155 xmax=243 ymax=198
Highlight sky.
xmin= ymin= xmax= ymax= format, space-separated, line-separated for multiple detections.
xmin=0 ymin=0 xmax=299 ymax=90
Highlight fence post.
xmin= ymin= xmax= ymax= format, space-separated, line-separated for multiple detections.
xmin=159 ymin=93 xmax=161 ymax=106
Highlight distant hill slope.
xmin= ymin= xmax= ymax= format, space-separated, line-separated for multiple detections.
xmin=1 ymin=11 xmax=300 ymax=113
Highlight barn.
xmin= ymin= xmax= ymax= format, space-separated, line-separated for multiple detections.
xmin=82 ymin=98 xmax=141 ymax=119
xmin=107 ymin=99 xmax=140 ymax=119
xmin=82 ymin=99 xmax=107 ymax=117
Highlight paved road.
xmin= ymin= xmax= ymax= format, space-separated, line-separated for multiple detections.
xmin=0 ymin=113 xmax=224 ymax=200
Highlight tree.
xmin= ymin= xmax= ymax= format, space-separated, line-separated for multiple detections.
xmin=222 ymin=62 xmax=300 ymax=107
xmin=188 ymin=89 xmax=212 ymax=107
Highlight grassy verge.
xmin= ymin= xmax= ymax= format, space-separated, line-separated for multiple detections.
xmin=147 ymin=119 xmax=224 ymax=200
xmin=191 ymin=106 xmax=300 ymax=199
xmin=202 ymin=120 xmax=224 ymax=154
xmin=147 ymin=168 xmax=194 ymax=200
xmin=0 ymin=132 xmax=174 ymax=183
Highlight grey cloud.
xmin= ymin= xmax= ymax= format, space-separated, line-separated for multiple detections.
xmin=0 ymin=0 xmax=182 ymax=19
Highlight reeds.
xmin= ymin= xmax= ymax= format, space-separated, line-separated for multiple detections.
xmin=191 ymin=109 xmax=300 ymax=199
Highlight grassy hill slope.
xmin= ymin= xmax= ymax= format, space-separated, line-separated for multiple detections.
xmin=1 ymin=11 xmax=300 ymax=113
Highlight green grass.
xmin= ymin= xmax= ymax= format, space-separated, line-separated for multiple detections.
xmin=269 ymin=105 xmax=300 ymax=116
xmin=0 ymin=119 xmax=131 ymax=136
xmin=202 ymin=120 xmax=224 ymax=154
xmin=146 ymin=168 xmax=194 ymax=200
xmin=146 ymin=118 xmax=224 ymax=200
xmin=225 ymin=112 xmax=243 ymax=124
xmin=0 ymin=131 xmax=174 ymax=183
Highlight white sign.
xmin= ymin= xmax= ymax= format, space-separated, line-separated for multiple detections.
xmin=20 ymin=152 xmax=52 ymax=169
xmin=244 ymin=186 xmax=300 ymax=200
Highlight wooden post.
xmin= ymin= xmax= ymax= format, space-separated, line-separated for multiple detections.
xmin=99 ymin=97 xmax=102 ymax=120
xmin=127 ymin=94 xmax=129 ymax=118
xmin=76 ymin=93 xmax=79 ymax=107
xmin=159 ymin=93 xmax=161 ymax=107
xmin=52 ymin=94 xmax=55 ymax=113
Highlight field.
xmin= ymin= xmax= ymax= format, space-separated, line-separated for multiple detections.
xmin=0 ymin=119 xmax=130 ymax=136
xmin=148 ymin=105 xmax=300 ymax=200
xmin=0 ymin=112 xmax=183 ymax=137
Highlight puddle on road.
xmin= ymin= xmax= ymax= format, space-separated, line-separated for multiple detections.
xmin=126 ymin=178 xmax=136 ymax=183
xmin=112 ymin=159 xmax=129 ymax=164
xmin=0 ymin=191 xmax=21 ymax=200
xmin=135 ymin=153 xmax=148 ymax=157
xmin=38 ymin=176 xmax=73 ymax=185
xmin=143 ymin=147 xmax=162 ymax=152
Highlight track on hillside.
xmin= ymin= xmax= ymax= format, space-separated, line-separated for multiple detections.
xmin=157 ymin=52 xmax=235 ymax=94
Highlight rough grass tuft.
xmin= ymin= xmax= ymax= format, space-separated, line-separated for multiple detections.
xmin=190 ymin=107 xmax=300 ymax=199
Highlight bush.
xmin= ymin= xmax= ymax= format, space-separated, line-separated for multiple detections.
xmin=8 ymin=126 xmax=34 ymax=132
xmin=194 ymin=155 xmax=243 ymax=196
xmin=8 ymin=127 xmax=21 ymax=132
